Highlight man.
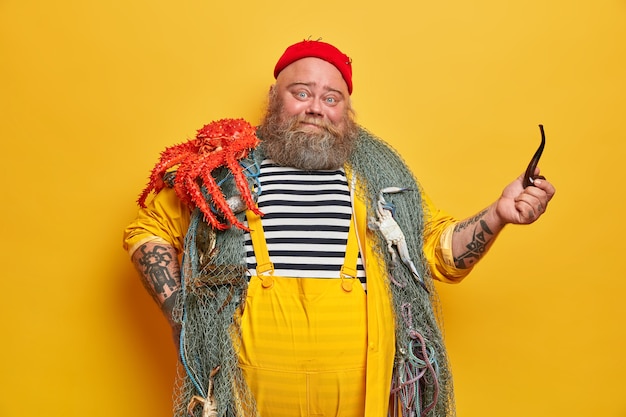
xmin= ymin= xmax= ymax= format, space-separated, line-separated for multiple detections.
xmin=123 ymin=40 xmax=555 ymax=417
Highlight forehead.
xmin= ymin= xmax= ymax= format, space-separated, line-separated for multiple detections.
xmin=275 ymin=57 xmax=349 ymax=95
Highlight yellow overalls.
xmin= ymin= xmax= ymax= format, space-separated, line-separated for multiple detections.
xmin=239 ymin=209 xmax=367 ymax=416
xmin=238 ymin=175 xmax=398 ymax=416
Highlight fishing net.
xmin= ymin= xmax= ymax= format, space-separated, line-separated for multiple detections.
xmin=172 ymin=166 xmax=259 ymax=417
xmin=170 ymin=128 xmax=455 ymax=417
xmin=348 ymin=129 xmax=455 ymax=417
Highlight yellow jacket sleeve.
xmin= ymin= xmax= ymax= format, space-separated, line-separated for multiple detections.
xmin=421 ymin=190 xmax=472 ymax=284
xmin=122 ymin=187 xmax=191 ymax=257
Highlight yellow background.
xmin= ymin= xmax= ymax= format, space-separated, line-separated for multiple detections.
xmin=1 ymin=0 xmax=625 ymax=416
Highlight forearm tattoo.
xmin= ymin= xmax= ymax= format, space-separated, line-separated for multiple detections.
xmin=453 ymin=210 xmax=494 ymax=269
xmin=453 ymin=209 xmax=488 ymax=233
xmin=135 ymin=244 xmax=180 ymax=310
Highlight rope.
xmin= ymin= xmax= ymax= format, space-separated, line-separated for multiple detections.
xmin=389 ymin=302 xmax=440 ymax=416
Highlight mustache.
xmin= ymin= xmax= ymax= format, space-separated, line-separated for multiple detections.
xmin=289 ymin=115 xmax=342 ymax=135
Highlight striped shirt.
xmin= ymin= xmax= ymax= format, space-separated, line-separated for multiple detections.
xmin=244 ymin=160 xmax=366 ymax=287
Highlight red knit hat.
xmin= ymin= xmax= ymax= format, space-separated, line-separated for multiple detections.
xmin=274 ymin=40 xmax=353 ymax=94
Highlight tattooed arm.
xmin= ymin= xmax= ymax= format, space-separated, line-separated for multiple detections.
xmin=451 ymin=170 xmax=556 ymax=269
xmin=131 ymin=240 xmax=182 ymax=343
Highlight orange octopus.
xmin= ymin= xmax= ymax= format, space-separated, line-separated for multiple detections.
xmin=137 ymin=118 xmax=262 ymax=231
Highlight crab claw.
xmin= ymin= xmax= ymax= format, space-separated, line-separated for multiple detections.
xmin=398 ymin=244 xmax=429 ymax=294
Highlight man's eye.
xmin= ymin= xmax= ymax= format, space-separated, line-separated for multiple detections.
xmin=296 ymin=91 xmax=308 ymax=99
xmin=325 ymin=97 xmax=336 ymax=104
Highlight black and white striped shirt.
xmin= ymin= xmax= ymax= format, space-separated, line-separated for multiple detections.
xmin=244 ymin=160 xmax=366 ymax=287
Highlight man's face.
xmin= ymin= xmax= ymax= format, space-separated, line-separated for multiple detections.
xmin=258 ymin=57 xmax=359 ymax=171
xmin=273 ymin=57 xmax=351 ymax=132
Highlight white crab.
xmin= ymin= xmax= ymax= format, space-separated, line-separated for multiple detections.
xmin=368 ymin=187 xmax=428 ymax=293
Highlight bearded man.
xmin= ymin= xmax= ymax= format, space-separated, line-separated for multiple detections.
xmin=123 ymin=40 xmax=555 ymax=417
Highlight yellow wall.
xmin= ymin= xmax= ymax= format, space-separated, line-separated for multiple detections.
xmin=1 ymin=0 xmax=624 ymax=415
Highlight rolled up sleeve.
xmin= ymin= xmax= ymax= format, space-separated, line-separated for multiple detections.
xmin=421 ymin=192 xmax=472 ymax=284
xmin=122 ymin=187 xmax=191 ymax=257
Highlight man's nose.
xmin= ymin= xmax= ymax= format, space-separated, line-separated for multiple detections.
xmin=306 ymin=99 xmax=323 ymax=117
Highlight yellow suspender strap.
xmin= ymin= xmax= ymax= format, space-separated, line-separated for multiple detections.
xmin=339 ymin=216 xmax=360 ymax=292
xmin=245 ymin=209 xmax=275 ymax=287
